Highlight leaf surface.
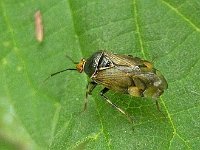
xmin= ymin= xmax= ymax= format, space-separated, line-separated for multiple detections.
xmin=0 ymin=0 xmax=200 ymax=149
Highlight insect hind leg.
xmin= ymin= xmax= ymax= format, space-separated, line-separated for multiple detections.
xmin=154 ymin=98 xmax=166 ymax=118
xmin=100 ymin=87 xmax=133 ymax=123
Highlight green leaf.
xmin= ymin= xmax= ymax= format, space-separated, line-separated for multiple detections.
xmin=0 ymin=0 xmax=200 ymax=149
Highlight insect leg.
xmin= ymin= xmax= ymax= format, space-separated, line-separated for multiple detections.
xmin=84 ymin=81 xmax=97 ymax=111
xmin=154 ymin=98 xmax=166 ymax=117
xmin=151 ymin=89 xmax=166 ymax=117
xmin=128 ymin=86 xmax=142 ymax=97
xmin=155 ymin=99 xmax=161 ymax=112
xmin=128 ymin=77 xmax=145 ymax=97
xmin=100 ymin=88 xmax=133 ymax=123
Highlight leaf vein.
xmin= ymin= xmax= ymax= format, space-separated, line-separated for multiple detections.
xmin=69 ymin=131 xmax=102 ymax=150
xmin=1 ymin=1 xmax=62 ymax=147
xmin=160 ymin=97 xmax=191 ymax=149
xmin=78 ymin=17 xmax=133 ymax=37
xmin=94 ymin=98 xmax=113 ymax=150
xmin=157 ymin=30 xmax=195 ymax=59
xmin=0 ymin=0 xmax=40 ymax=146
xmin=171 ymin=104 xmax=200 ymax=116
xmin=132 ymin=0 xmax=146 ymax=59
xmin=170 ymin=58 xmax=200 ymax=84
xmin=67 ymin=1 xmax=113 ymax=149
xmin=161 ymin=0 xmax=200 ymax=33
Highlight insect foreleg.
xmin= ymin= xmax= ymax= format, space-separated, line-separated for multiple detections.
xmin=84 ymin=81 xmax=97 ymax=111
xmin=100 ymin=88 xmax=133 ymax=123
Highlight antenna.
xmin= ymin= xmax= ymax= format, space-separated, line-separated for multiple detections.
xmin=44 ymin=68 xmax=77 ymax=82
xmin=65 ymin=55 xmax=79 ymax=64
xmin=44 ymin=54 xmax=81 ymax=83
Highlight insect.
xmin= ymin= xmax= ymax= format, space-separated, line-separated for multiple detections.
xmin=47 ymin=51 xmax=168 ymax=123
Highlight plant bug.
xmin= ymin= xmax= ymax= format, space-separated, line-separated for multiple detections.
xmin=46 ymin=51 xmax=168 ymax=123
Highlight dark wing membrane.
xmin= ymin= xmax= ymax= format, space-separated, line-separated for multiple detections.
xmin=92 ymin=67 xmax=134 ymax=93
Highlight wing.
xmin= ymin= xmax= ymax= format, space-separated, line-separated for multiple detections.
xmin=92 ymin=51 xmax=167 ymax=98
xmin=92 ymin=67 xmax=134 ymax=93
xmin=103 ymin=51 xmax=153 ymax=69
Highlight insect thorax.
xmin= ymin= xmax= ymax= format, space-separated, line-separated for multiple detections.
xmin=84 ymin=51 xmax=113 ymax=77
